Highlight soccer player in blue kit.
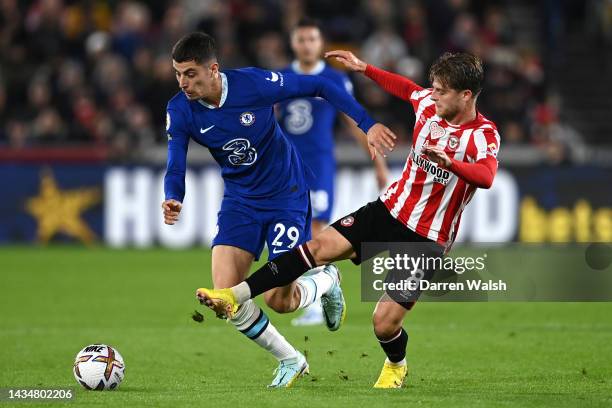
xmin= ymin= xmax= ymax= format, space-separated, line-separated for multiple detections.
xmin=278 ymin=18 xmax=389 ymax=326
xmin=161 ymin=32 xmax=396 ymax=387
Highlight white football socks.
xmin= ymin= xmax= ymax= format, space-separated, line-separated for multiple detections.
xmin=232 ymin=281 xmax=251 ymax=304
xmin=385 ymin=358 xmax=407 ymax=367
xmin=229 ymin=299 xmax=296 ymax=361
xmin=231 ymin=264 xmax=338 ymax=309
xmin=295 ymin=265 xmax=336 ymax=310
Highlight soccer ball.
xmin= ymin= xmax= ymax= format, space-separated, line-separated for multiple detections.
xmin=73 ymin=344 xmax=125 ymax=390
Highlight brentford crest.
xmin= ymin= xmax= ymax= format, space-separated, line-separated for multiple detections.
xmin=447 ymin=135 xmax=459 ymax=151
xmin=340 ymin=216 xmax=354 ymax=227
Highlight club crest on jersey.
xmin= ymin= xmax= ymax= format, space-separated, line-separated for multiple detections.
xmin=340 ymin=216 xmax=354 ymax=227
xmin=239 ymin=112 xmax=255 ymax=126
xmin=430 ymin=121 xmax=445 ymax=139
xmin=447 ymin=135 xmax=459 ymax=151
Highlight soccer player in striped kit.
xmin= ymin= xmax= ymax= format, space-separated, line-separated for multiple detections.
xmin=197 ymin=50 xmax=501 ymax=388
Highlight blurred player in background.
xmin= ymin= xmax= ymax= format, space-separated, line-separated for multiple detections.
xmin=277 ymin=18 xmax=389 ymax=326
xmin=198 ymin=50 xmax=501 ymax=389
xmin=162 ymin=32 xmax=396 ymax=388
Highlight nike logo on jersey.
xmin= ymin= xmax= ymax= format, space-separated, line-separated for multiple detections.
xmin=200 ymin=125 xmax=215 ymax=134
xmin=272 ymin=248 xmax=289 ymax=254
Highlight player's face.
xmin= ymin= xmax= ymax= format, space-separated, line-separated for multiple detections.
xmin=430 ymin=78 xmax=472 ymax=121
xmin=291 ymin=27 xmax=323 ymax=64
xmin=173 ymin=59 xmax=219 ymax=100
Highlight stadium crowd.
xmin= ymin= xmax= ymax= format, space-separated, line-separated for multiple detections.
xmin=0 ymin=0 xmax=606 ymax=163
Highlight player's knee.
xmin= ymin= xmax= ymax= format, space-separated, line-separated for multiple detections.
xmin=372 ymin=310 xmax=402 ymax=339
xmin=305 ymin=236 xmax=327 ymax=265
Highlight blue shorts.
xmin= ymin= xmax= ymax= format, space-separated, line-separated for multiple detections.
xmin=305 ymin=156 xmax=335 ymax=223
xmin=212 ymin=195 xmax=312 ymax=261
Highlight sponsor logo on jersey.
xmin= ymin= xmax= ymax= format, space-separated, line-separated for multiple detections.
xmin=340 ymin=216 xmax=354 ymax=227
xmin=265 ymin=71 xmax=284 ymax=86
xmin=239 ymin=112 xmax=255 ymax=126
xmin=222 ymin=138 xmax=257 ymax=166
xmin=285 ymin=99 xmax=313 ymax=134
xmin=266 ymin=72 xmax=279 ymax=82
xmin=412 ymin=148 xmax=451 ymax=185
xmin=487 ymin=142 xmax=498 ymax=157
xmin=430 ymin=121 xmax=446 ymax=139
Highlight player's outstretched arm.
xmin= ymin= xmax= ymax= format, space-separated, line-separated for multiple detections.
xmin=301 ymin=76 xmax=397 ymax=157
xmin=254 ymin=67 xmax=396 ymax=156
xmin=325 ymin=50 xmax=423 ymax=103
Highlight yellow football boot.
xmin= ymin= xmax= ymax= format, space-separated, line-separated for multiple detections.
xmin=373 ymin=360 xmax=408 ymax=389
xmin=195 ymin=288 xmax=239 ymax=319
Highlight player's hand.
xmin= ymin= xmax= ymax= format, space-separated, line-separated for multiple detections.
xmin=324 ymin=50 xmax=367 ymax=72
xmin=162 ymin=199 xmax=182 ymax=225
xmin=367 ymin=123 xmax=396 ymax=159
xmin=422 ymin=143 xmax=452 ymax=168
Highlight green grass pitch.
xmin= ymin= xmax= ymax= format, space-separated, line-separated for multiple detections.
xmin=1 ymin=247 xmax=611 ymax=407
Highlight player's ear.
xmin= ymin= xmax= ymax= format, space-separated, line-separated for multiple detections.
xmin=209 ymin=61 xmax=219 ymax=78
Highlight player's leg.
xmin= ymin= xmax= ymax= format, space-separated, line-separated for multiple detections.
xmin=311 ymin=219 xmax=326 ymax=236
xmin=261 ymin=205 xmax=346 ymax=330
xmin=370 ymin=236 xmax=444 ymax=389
xmin=371 ymin=296 xmax=411 ymax=388
xmin=208 ymin=208 xmax=305 ymax=387
xmin=198 ymin=201 xmax=384 ymax=312
xmin=261 ymin=225 xmax=351 ymax=334
xmin=292 ymin=187 xmax=334 ymax=327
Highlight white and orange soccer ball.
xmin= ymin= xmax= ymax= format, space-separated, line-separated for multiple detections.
xmin=73 ymin=344 xmax=125 ymax=390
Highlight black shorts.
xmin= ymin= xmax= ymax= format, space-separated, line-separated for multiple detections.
xmin=331 ymin=199 xmax=444 ymax=309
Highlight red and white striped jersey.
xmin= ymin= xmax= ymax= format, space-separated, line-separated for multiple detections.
xmin=380 ymin=87 xmax=501 ymax=250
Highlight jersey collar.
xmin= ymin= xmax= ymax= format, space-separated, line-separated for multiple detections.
xmin=198 ymin=72 xmax=228 ymax=109
xmin=440 ymin=111 xmax=484 ymax=129
xmin=291 ymin=60 xmax=325 ymax=75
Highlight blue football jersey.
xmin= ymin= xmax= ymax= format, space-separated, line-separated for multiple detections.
xmin=277 ymin=61 xmax=354 ymax=162
xmin=164 ymin=67 xmax=375 ymax=208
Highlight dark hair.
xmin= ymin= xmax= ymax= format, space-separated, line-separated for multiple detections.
xmin=429 ymin=52 xmax=483 ymax=96
xmin=172 ymin=32 xmax=217 ymax=64
xmin=293 ymin=17 xmax=323 ymax=33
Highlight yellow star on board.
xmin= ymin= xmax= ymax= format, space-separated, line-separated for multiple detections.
xmin=25 ymin=170 xmax=101 ymax=244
